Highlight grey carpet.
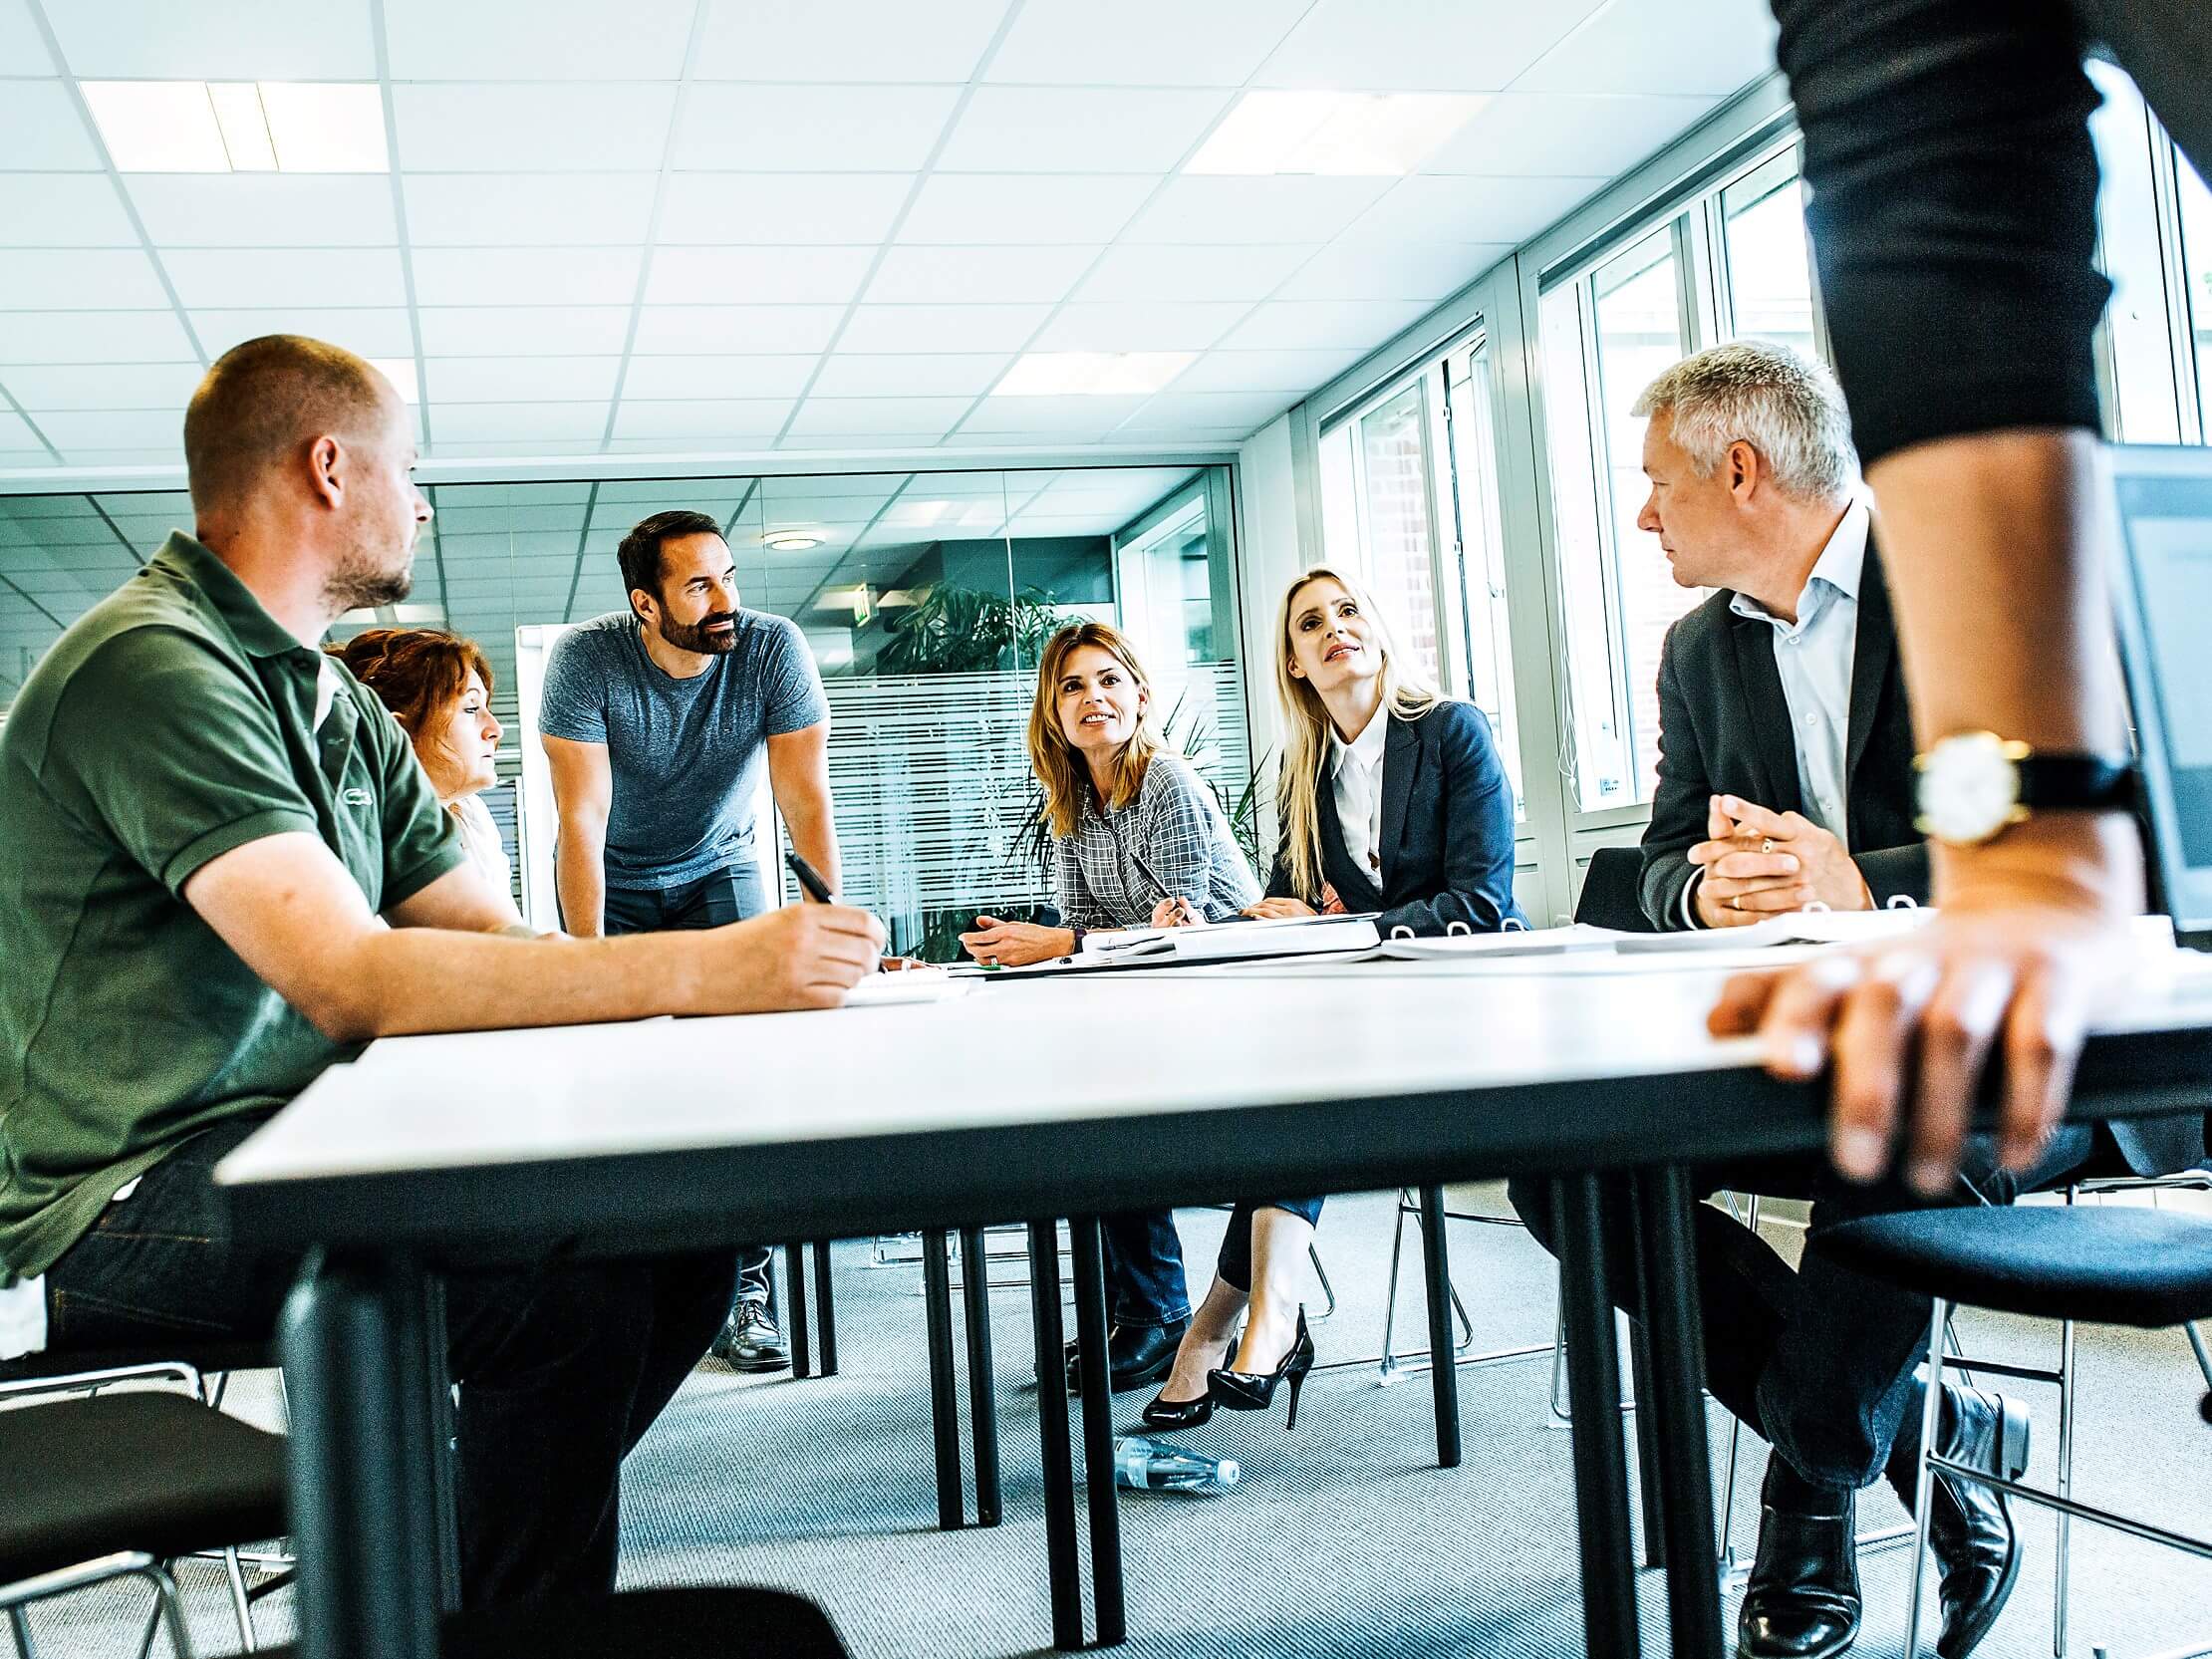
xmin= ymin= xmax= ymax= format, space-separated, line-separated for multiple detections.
xmin=12 ymin=1192 xmax=2212 ymax=1657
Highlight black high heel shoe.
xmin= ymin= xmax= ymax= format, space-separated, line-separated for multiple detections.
xmin=1206 ymin=1307 xmax=1315 ymax=1430
xmin=1140 ymin=1386 xmax=1214 ymax=1431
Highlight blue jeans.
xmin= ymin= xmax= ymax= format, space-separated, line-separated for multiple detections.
xmin=43 ymin=1113 xmax=733 ymax=1606
xmin=1100 ymin=1211 xmax=1191 ymax=1329
xmin=602 ymin=860 xmax=774 ymax=1313
xmin=1216 ymin=1198 xmax=1326 ymax=1292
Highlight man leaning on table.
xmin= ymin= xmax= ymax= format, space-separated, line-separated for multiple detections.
xmin=0 ymin=334 xmax=884 ymax=1609
xmin=1513 ymin=342 xmax=2203 ymax=1659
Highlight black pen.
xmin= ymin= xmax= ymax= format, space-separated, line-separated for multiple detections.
xmin=785 ymin=850 xmax=835 ymax=904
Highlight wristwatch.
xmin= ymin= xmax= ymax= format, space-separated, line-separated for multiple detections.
xmin=1912 ymin=730 xmax=2135 ymax=847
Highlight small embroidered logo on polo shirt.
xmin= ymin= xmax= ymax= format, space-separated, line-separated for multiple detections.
xmin=342 ymin=787 xmax=373 ymax=807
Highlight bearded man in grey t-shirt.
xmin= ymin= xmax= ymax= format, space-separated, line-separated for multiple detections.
xmin=540 ymin=508 xmax=840 ymax=1372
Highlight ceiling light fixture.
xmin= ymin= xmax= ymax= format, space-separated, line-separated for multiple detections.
xmin=763 ymin=531 xmax=824 ymax=552
xmin=1186 ymin=89 xmax=1485 ymax=176
xmin=81 ymin=81 xmax=388 ymax=173
xmin=993 ymin=351 xmax=1196 ymax=398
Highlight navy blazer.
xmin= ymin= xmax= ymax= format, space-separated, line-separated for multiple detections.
xmin=1267 ymin=700 xmax=1526 ymax=937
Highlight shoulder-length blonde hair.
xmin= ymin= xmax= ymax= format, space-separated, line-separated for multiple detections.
xmin=1272 ymin=565 xmax=1438 ymax=901
xmin=1027 ymin=621 xmax=1161 ymax=840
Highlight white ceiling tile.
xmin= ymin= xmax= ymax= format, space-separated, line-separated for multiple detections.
xmin=611 ymin=400 xmax=793 ymax=439
xmin=771 ymin=433 xmax=947 ymax=453
xmin=939 ymin=89 xmax=1233 ymax=174
xmin=1122 ymin=390 xmax=1287 ymax=431
xmin=658 ymin=174 xmax=912 ymax=245
xmin=163 ymin=247 xmax=406 ymax=310
xmin=1421 ymin=92 xmax=1726 ymax=179
xmin=1351 ymin=173 xmax=1606 ymax=244
xmin=31 ymin=410 xmax=184 ymax=449
xmin=1258 ymin=0 xmax=1606 ymax=92
xmin=191 ymin=307 xmax=415 ymax=358
xmin=1077 ymin=243 xmax=1314 ymax=304
xmin=693 ymin=0 xmax=1005 ymax=82
xmin=646 ymin=246 xmax=874 ymax=307
xmin=1096 ymin=427 xmax=1246 ymax=447
xmin=810 ymin=354 xmax=1008 ymax=398
xmin=1224 ymin=298 xmax=1432 ymax=349
xmin=128 ymin=174 xmax=398 ymax=247
xmin=986 ymin=0 xmax=1310 ymax=87
xmin=411 ymin=247 xmax=643 ymax=307
xmin=405 ymin=174 xmax=657 ymax=247
xmin=0 ymin=83 xmax=100 ymax=169
xmin=0 ymin=249 xmax=167 ymax=309
xmin=787 ymin=397 xmax=968 ymax=435
xmin=898 ymin=174 xmax=1155 ymax=246
xmin=865 ymin=245 xmax=1097 ymax=306
xmin=431 ymin=401 xmax=609 ymax=443
xmin=619 ymin=355 xmax=820 ymax=400
xmin=632 ymin=304 xmax=847 ymax=354
xmin=1513 ymin=0 xmax=1780 ymax=97
xmin=0 ymin=413 xmax=39 ymax=451
xmin=964 ymin=395 xmax=1149 ymax=433
xmin=426 ymin=356 xmax=623 ymax=403
xmin=0 ymin=0 xmax=52 ymax=72
xmin=395 ymin=84 xmax=678 ymax=173
xmin=44 ymin=446 xmax=189 ymax=467
xmin=1032 ymin=302 xmax=1248 ymax=353
xmin=837 ymin=304 xmax=1050 ymax=354
xmin=1124 ymin=176 xmax=1393 ymax=245
xmin=0 ymin=309 xmax=192 ymax=365
xmin=674 ymin=85 xmax=958 ymax=172
xmin=1272 ymin=239 xmax=1506 ymax=301
xmin=385 ymin=0 xmax=694 ymax=79
xmin=0 ymin=175 xmax=136 ymax=246
xmin=1168 ymin=347 xmax=1361 ymax=392
xmin=4 ymin=362 xmax=204 ymax=411
xmin=430 ymin=439 xmax=608 ymax=459
xmin=416 ymin=306 xmax=634 ymax=356
xmin=47 ymin=0 xmax=376 ymax=78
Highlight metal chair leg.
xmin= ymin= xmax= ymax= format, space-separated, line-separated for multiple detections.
xmin=1905 ymin=1300 xmax=1949 ymax=1659
xmin=223 ymin=1545 xmax=257 ymax=1651
xmin=1305 ymin=1240 xmax=1337 ymax=1321
xmin=2188 ymin=1321 xmax=2212 ymax=1396
xmin=2056 ymin=1312 xmax=2078 ymax=1659
xmin=8 ymin=1605 xmax=35 ymax=1659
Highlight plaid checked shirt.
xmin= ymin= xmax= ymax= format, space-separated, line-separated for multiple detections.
xmin=1051 ymin=752 xmax=1259 ymax=930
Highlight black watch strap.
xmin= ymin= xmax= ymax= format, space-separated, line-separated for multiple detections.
xmin=2016 ymin=753 xmax=2136 ymax=813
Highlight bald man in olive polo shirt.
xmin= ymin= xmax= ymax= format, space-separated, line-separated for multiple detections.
xmin=0 ymin=335 xmax=885 ymax=1607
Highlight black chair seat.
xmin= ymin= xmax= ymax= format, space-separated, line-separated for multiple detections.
xmin=1823 ymin=1205 xmax=2212 ymax=1328
xmin=1575 ymin=845 xmax=1657 ymax=933
xmin=258 ymin=1587 xmax=850 ymax=1658
xmin=0 ymin=1391 xmax=288 ymax=1582
xmin=0 ymin=1338 xmax=275 ymax=1386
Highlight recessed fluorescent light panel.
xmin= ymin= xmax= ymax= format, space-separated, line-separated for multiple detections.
xmin=82 ymin=82 xmax=388 ymax=173
xmin=994 ymin=352 xmax=1195 ymax=397
xmin=1187 ymin=90 xmax=1485 ymax=176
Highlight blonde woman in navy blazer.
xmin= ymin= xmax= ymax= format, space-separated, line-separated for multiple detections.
xmin=1139 ymin=565 xmax=1524 ymax=1432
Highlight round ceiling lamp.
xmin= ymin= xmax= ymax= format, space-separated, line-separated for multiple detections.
xmin=763 ymin=531 xmax=824 ymax=552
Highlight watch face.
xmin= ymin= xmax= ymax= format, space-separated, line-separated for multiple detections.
xmin=1917 ymin=731 xmax=2021 ymax=844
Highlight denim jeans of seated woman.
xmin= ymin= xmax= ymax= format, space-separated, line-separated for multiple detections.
xmin=1101 ymin=1198 xmax=1325 ymax=1327
xmin=42 ymin=1113 xmax=735 ymax=1607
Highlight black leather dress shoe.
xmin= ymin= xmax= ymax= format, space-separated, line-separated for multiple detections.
xmin=1738 ymin=1459 xmax=1861 ymax=1659
xmin=1888 ymin=1385 xmax=2031 ymax=1659
xmin=1064 ymin=1319 xmax=1187 ymax=1394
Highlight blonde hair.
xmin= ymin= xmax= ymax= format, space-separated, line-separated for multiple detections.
xmin=1026 ymin=622 xmax=1161 ymax=840
xmin=1272 ymin=566 xmax=1437 ymax=901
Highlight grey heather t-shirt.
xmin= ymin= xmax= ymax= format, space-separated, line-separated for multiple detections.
xmin=538 ymin=610 xmax=828 ymax=891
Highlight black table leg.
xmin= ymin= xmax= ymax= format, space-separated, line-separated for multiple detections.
xmin=922 ymin=1229 xmax=965 ymax=1531
xmin=1630 ymin=1315 xmax=1667 ymax=1570
xmin=783 ymin=1243 xmax=812 ymax=1379
xmin=1069 ymin=1216 xmax=1126 ymax=1647
xmin=812 ymin=1242 xmax=838 ymax=1377
xmin=1420 ymin=1183 xmax=1462 ymax=1470
xmin=1551 ymin=1173 xmax=1641 ymax=1658
xmin=279 ymin=1249 xmax=441 ymax=1659
xmin=419 ymin=1274 xmax=459 ymax=1612
xmin=1636 ymin=1166 xmax=1724 ymax=1658
xmin=1027 ymin=1221 xmax=1084 ymax=1651
xmin=959 ymin=1225 xmax=1001 ymax=1527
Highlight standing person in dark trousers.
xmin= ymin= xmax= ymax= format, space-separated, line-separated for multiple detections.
xmin=539 ymin=510 xmax=842 ymax=1373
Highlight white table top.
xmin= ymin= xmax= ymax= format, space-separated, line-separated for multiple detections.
xmin=215 ymin=948 xmax=2212 ymax=1191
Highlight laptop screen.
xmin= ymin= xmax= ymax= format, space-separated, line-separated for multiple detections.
xmin=2110 ymin=447 xmax=2212 ymax=940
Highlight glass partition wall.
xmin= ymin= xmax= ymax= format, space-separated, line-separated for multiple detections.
xmin=0 ymin=463 xmax=1249 ymax=961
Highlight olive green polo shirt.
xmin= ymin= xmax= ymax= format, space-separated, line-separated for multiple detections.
xmin=0 ymin=532 xmax=462 ymax=1280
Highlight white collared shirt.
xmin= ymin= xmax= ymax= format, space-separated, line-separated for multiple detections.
xmin=1330 ymin=709 xmax=1390 ymax=882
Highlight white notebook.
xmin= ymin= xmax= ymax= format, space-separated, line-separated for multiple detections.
xmin=1081 ymin=913 xmax=1383 ymax=966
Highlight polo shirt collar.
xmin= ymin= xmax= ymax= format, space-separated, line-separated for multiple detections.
xmin=154 ymin=531 xmax=316 ymax=661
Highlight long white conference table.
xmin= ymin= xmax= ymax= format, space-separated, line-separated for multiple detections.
xmin=214 ymin=951 xmax=2212 ymax=1659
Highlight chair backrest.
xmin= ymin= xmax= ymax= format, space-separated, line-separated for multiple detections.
xmin=1574 ymin=846 xmax=1656 ymax=933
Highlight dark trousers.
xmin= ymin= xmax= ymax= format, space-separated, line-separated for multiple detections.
xmin=1216 ymin=1197 xmax=1326 ymax=1292
xmin=1771 ymin=0 xmax=2212 ymax=469
xmin=602 ymin=861 xmax=774 ymax=1313
xmin=1506 ymin=1127 xmax=2112 ymax=1491
xmin=43 ymin=1114 xmax=732 ymax=1607
xmin=1098 ymin=1211 xmax=1191 ymax=1330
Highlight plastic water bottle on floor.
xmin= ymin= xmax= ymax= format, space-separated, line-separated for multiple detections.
xmin=1111 ymin=1434 xmax=1240 ymax=1494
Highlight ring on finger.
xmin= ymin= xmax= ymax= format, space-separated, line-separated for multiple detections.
xmin=1761 ymin=837 xmax=1773 ymax=854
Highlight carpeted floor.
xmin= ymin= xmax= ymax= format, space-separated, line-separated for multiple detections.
xmin=14 ymin=1190 xmax=2212 ymax=1657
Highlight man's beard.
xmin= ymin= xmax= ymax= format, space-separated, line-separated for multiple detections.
xmin=658 ymin=610 xmax=737 ymax=655
xmin=324 ymin=533 xmax=414 ymax=613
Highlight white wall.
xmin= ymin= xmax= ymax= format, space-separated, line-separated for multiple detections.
xmin=1233 ymin=411 xmax=1312 ymax=858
